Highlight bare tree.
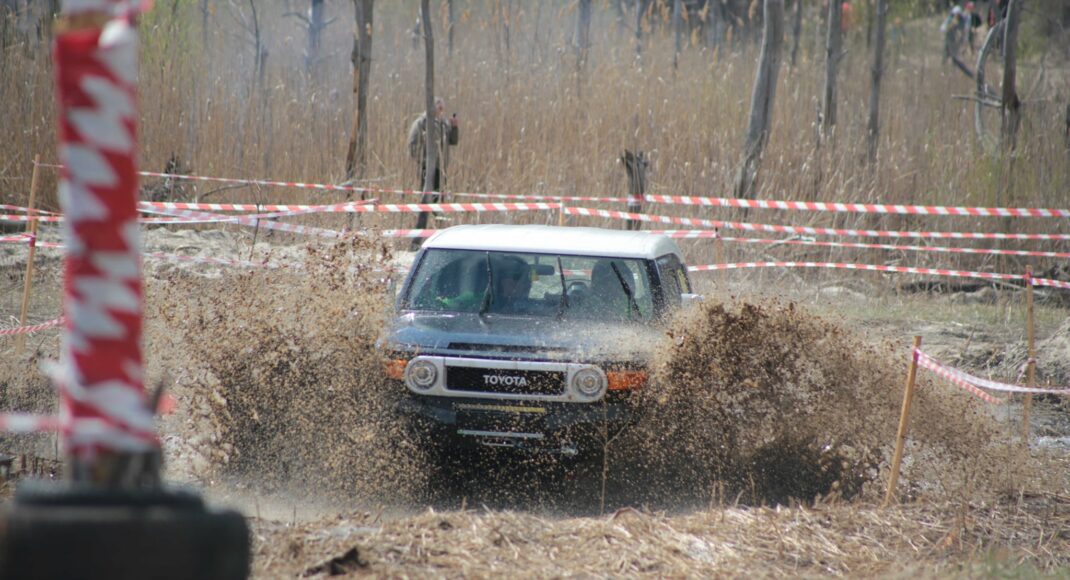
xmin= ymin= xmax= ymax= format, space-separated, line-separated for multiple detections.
xmin=416 ymin=0 xmax=438 ymax=240
xmin=307 ymin=0 xmax=325 ymax=69
xmin=1001 ymin=0 xmax=1023 ymax=153
xmin=820 ymin=0 xmax=842 ymax=137
xmin=345 ymin=0 xmax=374 ymax=181
xmin=286 ymin=0 xmax=334 ymax=73
xmin=672 ymin=0 xmax=682 ymax=70
xmin=229 ymin=0 xmax=268 ymax=91
xmin=447 ymin=0 xmax=456 ymax=58
xmin=635 ymin=0 xmax=651 ymax=61
xmin=735 ymin=0 xmax=784 ymax=199
xmin=866 ymin=0 xmax=887 ymax=163
xmin=790 ymin=0 xmax=802 ymax=67
xmin=201 ymin=0 xmax=210 ymax=45
xmin=706 ymin=0 xmax=726 ymax=53
xmin=576 ymin=0 xmax=592 ymax=72
xmin=613 ymin=0 xmax=625 ymax=36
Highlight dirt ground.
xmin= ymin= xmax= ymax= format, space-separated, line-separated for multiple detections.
xmin=2 ymin=227 xmax=1070 ymax=578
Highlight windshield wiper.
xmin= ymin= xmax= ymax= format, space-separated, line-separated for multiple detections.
xmin=610 ymin=261 xmax=641 ymax=321
xmin=479 ymin=251 xmax=494 ymax=317
xmin=556 ymin=256 xmax=569 ymax=319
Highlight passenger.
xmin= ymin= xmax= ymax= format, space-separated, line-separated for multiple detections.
xmin=582 ymin=260 xmax=636 ymax=320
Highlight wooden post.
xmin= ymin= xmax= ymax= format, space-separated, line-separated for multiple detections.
xmin=883 ymin=335 xmax=922 ymax=508
xmin=1023 ymin=266 xmax=1035 ymax=444
xmin=558 ymin=196 xmax=565 ymax=227
xmin=714 ymin=233 xmax=725 ymax=265
xmin=15 ymin=154 xmax=42 ymax=356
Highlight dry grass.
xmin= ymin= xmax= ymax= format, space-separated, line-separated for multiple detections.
xmin=3 ymin=3 xmax=1070 ymax=280
xmin=249 ymin=486 xmax=1070 ymax=577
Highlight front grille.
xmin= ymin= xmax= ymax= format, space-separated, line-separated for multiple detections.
xmin=446 ymin=367 xmax=566 ymax=396
xmin=447 ymin=343 xmax=571 ymax=355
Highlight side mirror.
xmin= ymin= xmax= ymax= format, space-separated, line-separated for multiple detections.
xmin=680 ymin=293 xmax=704 ymax=306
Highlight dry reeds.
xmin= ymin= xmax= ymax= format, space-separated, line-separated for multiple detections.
xmin=3 ymin=3 xmax=1069 ymax=283
xmin=249 ymin=490 xmax=1070 ymax=577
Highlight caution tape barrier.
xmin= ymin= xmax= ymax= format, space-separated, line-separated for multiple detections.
xmin=565 ymin=207 xmax=1070 ymax=241
xmin=917 ymin=349 xmax=1070 ymax=396
xmin=0 ymin=413 xmax=63 ymax=434
xmin=0 ymin=317 xmax=63 ymax=336
xmin=914 ymin=351 xmax=1006 ymax=404
xmin=686 ymin=261 xmax=1070 ymax=289
xmin=34 ymin=162 xmax=1070 ymax=219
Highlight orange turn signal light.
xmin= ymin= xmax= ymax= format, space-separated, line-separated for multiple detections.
xmin=384 ymin=359 xmax=407 ymax=380
xmin=607 ymin=370 xmax=648 ymax=391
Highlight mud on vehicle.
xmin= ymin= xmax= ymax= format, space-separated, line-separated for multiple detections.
xmin=381 ymin=225 xmax=699 ymax=460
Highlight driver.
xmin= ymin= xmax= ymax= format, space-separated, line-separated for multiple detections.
xmin=493 ymin=256 xmax=533 ymax=313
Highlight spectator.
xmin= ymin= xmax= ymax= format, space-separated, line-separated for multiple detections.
xmin=407 ymin=97 xmax=460 ymax=246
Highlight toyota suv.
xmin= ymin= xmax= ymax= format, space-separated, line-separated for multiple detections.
xmin=381 ymin=225 xmax=696 ymax=459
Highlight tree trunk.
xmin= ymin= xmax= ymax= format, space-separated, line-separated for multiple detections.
xmin=735 ymin=0 xmax=784 ymax=199
xmin=307 ymin=0 xmax=325 ymax=71
xmin=622 ymin=150 xmax=648 ymax=231
xmin=1001 ymin=0 xmax=1023 ymax=153
xmin=613 ymin=0 xmax=625 ymax=36
xmin=821 ymin=0 xmax=842 ymax=136
xmin=201 ymin=0 xmax=210 ymax=46
xmin=866 ymin=0 xmax=887 ymax=163
xmin=635 ymin=0 xmax=651 ymax=62
xmin=707 ymin=0 xmax=725 ymax=53
xmin=447 ymin=0 xmax=455 ymax=58
xmin=673 ymin=0 xmax=682 ymax=70
xmin=414 ymin=0 xmax=437 ymax=245
xmin=790 ymin=0 xmax=802 ymax=66
xmin=576 ymin=0 xmax=592 ymax=72
xmin=345 ymin=0 xmax=374 ymax=181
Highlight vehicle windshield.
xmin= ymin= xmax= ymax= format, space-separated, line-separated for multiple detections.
xmin=403 ymin=249 xmax=654 ymax=322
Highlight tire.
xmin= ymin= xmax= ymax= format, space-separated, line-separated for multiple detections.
xmin=0 ymin=483 xmax=249 ymax=580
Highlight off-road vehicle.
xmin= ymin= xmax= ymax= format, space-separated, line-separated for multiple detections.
xmin=381 ymin=225 xmax=697 ymax=458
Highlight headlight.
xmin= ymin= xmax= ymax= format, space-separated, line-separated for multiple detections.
xmin=405 ymin=359 xmax=438 ymax=390
xmin=571 ymin=367 xmax=607 ymax=400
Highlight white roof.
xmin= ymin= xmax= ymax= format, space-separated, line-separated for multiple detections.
xmin=422 ymin=225 xmax=683 ymax=260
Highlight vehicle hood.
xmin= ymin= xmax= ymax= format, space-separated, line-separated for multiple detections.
xmin=383 ymin=311 xmax=666 ymax=363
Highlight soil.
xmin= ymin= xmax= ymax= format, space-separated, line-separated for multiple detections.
xmin=2 ymin=228 xmax=1069 ymax=577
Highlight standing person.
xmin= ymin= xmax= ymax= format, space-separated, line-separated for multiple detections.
xmin=408 ymin=96 xmax=460 ymax=243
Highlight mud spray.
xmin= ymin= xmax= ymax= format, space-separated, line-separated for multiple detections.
xmin=144 ymin=238 xmax=1028 ymax=508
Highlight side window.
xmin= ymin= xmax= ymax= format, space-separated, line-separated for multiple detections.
xmin=656 ymin=254 xmax=690 ymax=306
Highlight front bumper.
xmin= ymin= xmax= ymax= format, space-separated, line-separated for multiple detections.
xmin=396 ymin=388 xmax=637 ymax=455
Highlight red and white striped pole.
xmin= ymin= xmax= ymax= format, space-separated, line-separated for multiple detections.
xmin=1 ymin=5 xmax=249 ymax=578
xmin=52 ymin=0 xmax=157 ymax=479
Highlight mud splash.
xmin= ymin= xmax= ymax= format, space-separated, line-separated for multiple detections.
xmin=150 ymin=236 xmax=427 ymax=501
xmin=150 ymin=242 xmax=1026 ymax=507
xmin=614 ymin=299 xmax=1026 ymax=505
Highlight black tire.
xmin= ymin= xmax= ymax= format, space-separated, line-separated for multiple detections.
xmin=0 ymin=484 xmax=249 ymax=580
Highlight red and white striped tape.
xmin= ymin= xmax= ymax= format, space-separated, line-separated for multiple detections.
xmin=914 ymin=351 xmax=1006 ymax=404
xmin=0 ymin=204 xmax=58 ymax=214
xmin=643 ymin=194 xmax=1070 ymax=218
xmin=566 ymin=207 xmax=1070 ymax=241
xmin=0 ymin=233 xmax=32 ymax=244
xmin=0 ymin=317 xmax=64 ymax=336
xmin=0 ymin=413 xmax=63 ymax=434
xmin=36 ymin=162 xmax=1070 ymax=218
xmin=712 ymin=235 xmax=1070 ymax=260
xmin=918 ymin=350 xmax=1070 ymax=395
xmin=138 ymin=200 xmax=375 ymax=212
xmin=142 ymin=207 xmax=344 ymax=238
xmin=686 ymin=261 xmax=1070 ymax=289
